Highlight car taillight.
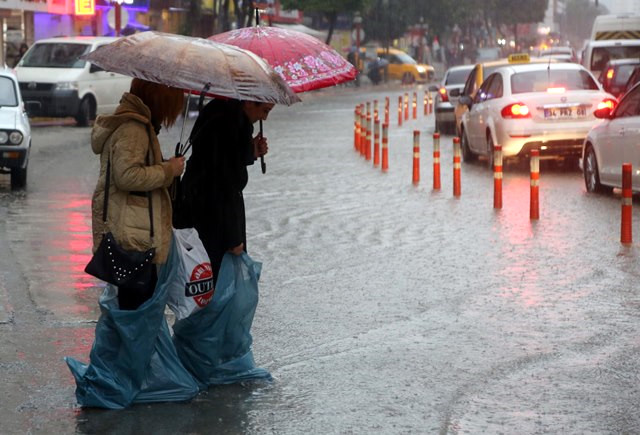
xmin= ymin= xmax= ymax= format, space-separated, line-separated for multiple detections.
xmin=501 ymin=103 xmax=531 ymax=119
xmin=439 ymin=87 xmax=449 ymax=102
xmin=597 ymin=98 xmax=616 ymax=111
xmin=606 ymin=68 xmax=614 ymax=80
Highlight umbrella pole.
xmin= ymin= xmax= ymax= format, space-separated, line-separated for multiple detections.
xmin=260 ymin=120 xmax=266 ymax=174
xmin=176 ymin=90 xmax=192 ymax=157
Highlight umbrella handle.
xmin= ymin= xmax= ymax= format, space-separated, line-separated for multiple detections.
xmin=259 ymin=120 xmax=266 ymax=174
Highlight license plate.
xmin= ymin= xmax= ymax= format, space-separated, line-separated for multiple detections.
xmin=543 ymin=106 xmax=587 ymax=119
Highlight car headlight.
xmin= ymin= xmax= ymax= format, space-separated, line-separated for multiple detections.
xmin=55 ymin=81 xmax=78 ymax=90
xmin=9 ymin=131 xmax=23 ymax=144
xmin=416 ymin=66 xmax=426 ymax=73
xmin=0 ymin=131 xmax=8 ymax=144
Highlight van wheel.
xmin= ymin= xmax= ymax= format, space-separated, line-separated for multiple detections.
xmin=11 ymin=166 xmax=27 ymax=189
xmin=402 ymin=72 xmax=415 ymax=84
xmin=76 ymin=97 xmax=93 ymax=127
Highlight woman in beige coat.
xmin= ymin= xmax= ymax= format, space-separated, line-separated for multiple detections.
xmin=90 ymin=78 xmax=185 ymax=310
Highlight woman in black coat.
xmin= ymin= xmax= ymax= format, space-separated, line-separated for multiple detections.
xmin=179 ymin=98 xmax=273 ymax=282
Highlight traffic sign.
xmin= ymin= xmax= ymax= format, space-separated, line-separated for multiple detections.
xmin=351 ymin=28 xmax=365 ymax=42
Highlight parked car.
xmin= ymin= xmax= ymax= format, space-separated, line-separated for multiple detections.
xmin=582 ymin=81 xmax=640 ymax=193
xmin=0 ymin=68 xmax=35 ymax=188
xmin=429 ymin=64 xmax=473 ymax=134
xmin=458 ymin=62 xmax=616 ymax=167
xmin=360 ymin=47 xmax=435 ymax=84
xmin=454 ymin=53 xmax=555 ymax=136
xmin=15 ymin=36 xmax=132 ymax=126
xmin=597 ymin=58 xmax=640 ymax=99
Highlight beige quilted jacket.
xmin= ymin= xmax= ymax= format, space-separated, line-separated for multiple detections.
xmin=90 ymin=93 xmax=175 ymax=264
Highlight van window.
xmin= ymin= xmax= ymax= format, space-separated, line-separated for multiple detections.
xmin=20 ymin=43 xmax=92 ymax=68
xmin=511 ymin=69 xmax=599 ymax=93
xmin=591 ymin=45 xmax=640 ymax=71
xmin=0 ymin=77 xmax=18 ymax=106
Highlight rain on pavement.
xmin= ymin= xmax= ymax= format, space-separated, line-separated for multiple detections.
xmin=2 ymin=83 xmax=640 ymax=434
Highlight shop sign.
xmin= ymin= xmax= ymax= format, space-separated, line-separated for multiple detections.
xmin=47 ymin=0 xmax=73 ymax=14
xmin=75 ymin=0 xmax=94 ymax=15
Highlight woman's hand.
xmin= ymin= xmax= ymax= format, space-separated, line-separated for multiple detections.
xmin=168 ymin=156 xmax=185 ymax=177
xmin=253 ymin=135 xmax=268 ymax=159
xmin=229 ymin=243 xmax=244 ymax=256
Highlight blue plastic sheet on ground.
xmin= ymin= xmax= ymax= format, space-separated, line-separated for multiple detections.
xmin=173 ymin=252 xmax=272 ymax=388
xmin=64 ymin=237 xmax=200 ymax=409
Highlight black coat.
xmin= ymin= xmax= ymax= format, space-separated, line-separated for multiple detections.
xmin=180 ymin=99 xmax=256 ymax=280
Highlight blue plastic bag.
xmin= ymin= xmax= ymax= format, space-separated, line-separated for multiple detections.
xmin=65 ymin=237 xmax=200 ymax=409
xmin=173 ymin=252 xmax=272 ymax=387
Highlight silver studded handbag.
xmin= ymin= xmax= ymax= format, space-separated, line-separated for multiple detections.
xmin=85 ymin=149 xmax=156 ymax=290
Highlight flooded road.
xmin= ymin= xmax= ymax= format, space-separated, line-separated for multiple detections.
xmin=2 ymin=83 xmax=640 ymax=434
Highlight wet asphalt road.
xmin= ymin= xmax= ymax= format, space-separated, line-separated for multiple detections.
xmin=2 ymin=82 xmax=640 ymax=434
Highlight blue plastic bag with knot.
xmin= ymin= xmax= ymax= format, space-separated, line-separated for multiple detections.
xmin=64 ymin=236 xmax=200 ymax=409
xmin=172 ymin=252 xmax=272 ymax=387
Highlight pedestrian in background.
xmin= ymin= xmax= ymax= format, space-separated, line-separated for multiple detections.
xmin=90 ymin=78 xmax=185 ymax=310
xmin=177 ymin=98 xmax=271 ymax=284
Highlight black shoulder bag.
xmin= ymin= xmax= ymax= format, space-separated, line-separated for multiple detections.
xmin=85 ymin=151 xmax=156 ymax=290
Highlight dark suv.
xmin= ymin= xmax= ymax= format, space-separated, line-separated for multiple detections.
xmin=598 ymin=58 xmax=640 ymax=99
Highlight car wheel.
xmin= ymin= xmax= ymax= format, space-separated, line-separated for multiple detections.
xmin=75 ymin=97 xmax=93 ymax=127
xmin=402 ymin=72 xmax=415 ymax=85
xmin=10 ymin=166 xmax=27 ymax=189
xmin=583 ymin=145 xmax=611 ymax=193
xmin=486 ymin=134 xmax=495 ymax=170
xmin=461 ymin=129 xmax=477 ymax=162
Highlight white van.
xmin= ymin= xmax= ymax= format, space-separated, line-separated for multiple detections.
xmin=590 ymin=14 xmax=640 ymax=40
xmin=15 ymin=36 xmax=132 ymax=126
xmin=581 ymin=39 xmax=640 ymax=76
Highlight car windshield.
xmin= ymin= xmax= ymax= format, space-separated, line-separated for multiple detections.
xmin=511 ymin=69 xmax=599 ymax=93
xmin=19 ymin=43 xmax=91 ymax=68
xmin=445 ymin=68 xmax=472 ymax=85
xmin=0 ymin=77 xmax=18 ymax=106
xmin=612 ymin=64 xmax=638 ymax=87
xmin=393 ymin=52 xmax=417 ymax=64
xmin=591 ymin=45 xmax=640 ymax=72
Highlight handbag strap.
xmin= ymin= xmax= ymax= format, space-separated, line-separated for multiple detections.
xmin=102 ymin=147 xmax=154 ymax=240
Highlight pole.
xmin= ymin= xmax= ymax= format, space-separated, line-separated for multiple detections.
xmin=530 ymin=150 xmax=540 ymax=220
xmin=433 ymin=132 xmax=440 ymax=190
xmin=115 ymin=2 xmax=121 ymax=36
xmin=621 ymin=163 xmax=632 ymax=244
xmin=493 ymin=144 xmax=502 ymax=209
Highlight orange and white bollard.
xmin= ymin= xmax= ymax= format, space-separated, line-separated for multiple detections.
xmin=493 ymin=144 xmax=503 ymax=209
xmin=384 ymin=96 xmax=390 ymax=126
xmin=373 ymin=99 xmax=379 ymax=121
xmin=404 ymin=93 xmax=409 ymax=121
xmin=354 ymin=107 xmax=359 ymax=151
xmin=429 ymin=93 xmax=434 ymax=115
xmin=373 ymin=117 xmax=381 ymax=167
xmin=365 ymin=114 xmax=372 ymax=161
xmin=381 ymin=123 xmax=389 ymax=172
xmin=424 ymin=91 xmax=428 ymax=116
xmin=412 ymin=130 xmax=420 ymax=185
xmin=412 ymin=92 xmax=417 ymax=119
xmin=453 ymin=137 xmax=461 ymax=197
xmin=359 ymin=109 xmax=366 ymax=156
xmin=530 ymin=149 xmax=540 ymax=220
xmin=433 ymin=132 xmax=441 ymax=191
xmin=621 ymin=163 xmax=633 ymax=244
xmin=398 ymin=96 xmax=403 ymax=127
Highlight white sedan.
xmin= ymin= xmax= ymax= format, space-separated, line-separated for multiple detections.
xmin=582 ymin=81 xmax=640 ymax=193
xmin=459 ymin=62 xmax=616 ymax=167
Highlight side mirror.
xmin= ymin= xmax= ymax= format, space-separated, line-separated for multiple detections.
xmin=24 ymin=100 xmax=41 ymax=117
xmin=89 ymin=63 xmax=104 ymax=73
xmin=428 ymin=85 xmax=439 ymax=92
xmin=593 ymin=107 xmax=612 ymax=119
xmin=458 ymin=95 xmax=473 ymax=107
xmin=449 ymin=88 xmax=461 ymax=97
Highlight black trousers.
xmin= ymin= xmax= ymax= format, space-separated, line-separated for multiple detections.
xmin=117 ymin=266 xmax=158 ymax=310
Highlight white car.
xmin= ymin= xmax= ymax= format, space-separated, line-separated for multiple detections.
xmin=459 ymin=62 xmax=616 ymax=167
xmin=583 ymin=81 xmax=640 ymax=193
xmin=0 ymin=68 xmax=34 ymax=188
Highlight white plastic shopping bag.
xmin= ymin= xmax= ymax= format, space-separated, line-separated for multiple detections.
xmin=168 ymin=228 xmax=215 ymax=320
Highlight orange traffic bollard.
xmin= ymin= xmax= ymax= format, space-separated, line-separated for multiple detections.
xmin=365 ymin=114 xmax=372 ymax=161
xmin=373 ymin=99 xmax=379 ymax=121
xmin=424 ymin=91 xmax=428 ymax=116
xmin=453 ymin=137 xmax=461 ymax=197
xmin=404 ymin=93 xmax=409 ymax=121
xmin=354 ymin=107 xmax=360 ymax=152
xmin=433 ymin=132 xmax=441 ymax=191
xmin=412 ymin=130 xmax=420 ymax=185
xmin=493 ymin=144 xmax=503 ymax=209
xmin=373 ymin=117 xmax=380 ymax=167
xmin=359 ymin=109 xmax=366 ymax=156
xmin=385 ymin=96 xmax=390 ymax=126
xmin=429 ymin=93 xmax=434 ymax=115
xmin=398 ymin=96 xmax=403 ymax=127
xmin=621 ymin=163 xmax=633 ymax=244
xmin=381 ymin=123 xmax=389 ymax=172
xmin=530 ymin=149 xmax=540 ymax=220
xmin=412 ymin=92 xmax=417 ymax=119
